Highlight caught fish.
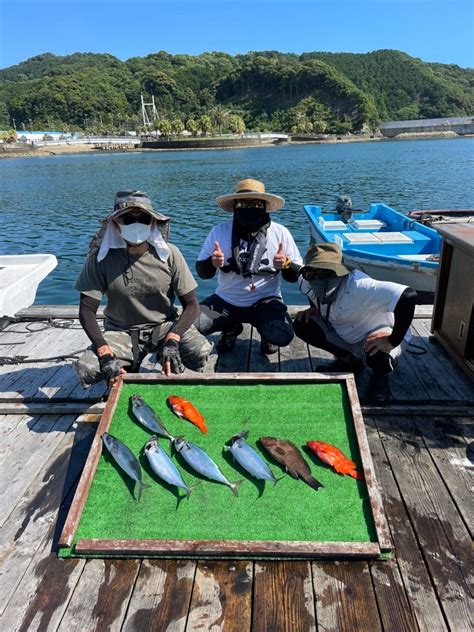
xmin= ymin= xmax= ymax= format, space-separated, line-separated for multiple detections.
xmin=173 ymin=438 xmax=242 ymax=495
xmin=259 ymin=436 xmax=323 ymax=491
xmin=167 ymin=395 xmax=208 ymax=434
xmin=225 ymin=430 xmax=278 ymax=483
xmin=144 ymin=435 xmax=198 ymax=497
xmin=307 ymin=441 xmax=362 ymax=479
xmin=131 ymin=394 xmax=176 ymax=440
xmin=101 ymin=432 xmax=150 ymax=500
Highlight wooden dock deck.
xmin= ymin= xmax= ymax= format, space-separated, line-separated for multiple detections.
xmin=0 ymin=306 xmax=472 ymax=631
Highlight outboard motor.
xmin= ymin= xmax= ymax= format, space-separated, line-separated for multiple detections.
xmin=335 ymin=195 xmax=354 ymax=223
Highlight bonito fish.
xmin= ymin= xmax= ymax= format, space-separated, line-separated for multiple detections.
xmin=144 ymin=435 xmax=197 ymax=497
xmin=307 ymin=441 xmax=362 ymax=479
xmin=226 ymin=430 xmax=277 ymax=483
xmin=259 ymin=436 xmax=323 ymax=491
xmin=173 ymin=438 xmax=242 ymax=495
xmin=131 ymin=394 xmax=176 ymax=440
xmin=167 ymin=395 xmax=208 ymax=434
xmin=102 ymin=432 xmax=150 ymax=500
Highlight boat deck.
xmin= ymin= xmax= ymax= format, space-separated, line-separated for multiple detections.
xmin=0 ymin=306 xmax=472 ymax=631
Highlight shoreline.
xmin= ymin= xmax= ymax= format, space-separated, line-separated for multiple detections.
xmin=0 ymin=131 xmax=468 ymax=160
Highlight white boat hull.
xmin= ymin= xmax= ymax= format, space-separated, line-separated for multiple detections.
xmin=0 ymin=254 xmax=58 ymax=317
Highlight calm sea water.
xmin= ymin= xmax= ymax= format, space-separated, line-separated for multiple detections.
xmin=1 ymin=138 xmax=473 ymax=306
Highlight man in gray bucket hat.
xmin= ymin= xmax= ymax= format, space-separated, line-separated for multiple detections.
xmin=293 ymin=242 xmax=417 ymax=403
xmin=75 ymin=190 xmax=211 ymax=387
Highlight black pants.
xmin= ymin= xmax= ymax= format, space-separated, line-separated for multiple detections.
xmin=196 ymin=294 xmax=294 ymax=348
xmin=293 ymin=317 xmax=394 ymax=374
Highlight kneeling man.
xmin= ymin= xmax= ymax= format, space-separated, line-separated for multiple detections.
xmin=294 ymin=243 xmax=417 ymax=403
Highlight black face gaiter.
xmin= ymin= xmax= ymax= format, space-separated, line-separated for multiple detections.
xmin=234 ymin=208 xmax=269 ymax=234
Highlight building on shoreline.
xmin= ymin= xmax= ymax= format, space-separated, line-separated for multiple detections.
xmin=380 ymin=116 xmax=474 ymax=138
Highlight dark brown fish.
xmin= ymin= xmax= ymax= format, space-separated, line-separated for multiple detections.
xmin=259 ymin=436 xmax=323 ymax=491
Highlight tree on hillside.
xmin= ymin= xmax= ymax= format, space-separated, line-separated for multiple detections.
xmin=198 ymin=114 xmax=213 ymax=136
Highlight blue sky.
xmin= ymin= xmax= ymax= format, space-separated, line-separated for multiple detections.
xmin=1 ymin=0 xmax=473 ymax=69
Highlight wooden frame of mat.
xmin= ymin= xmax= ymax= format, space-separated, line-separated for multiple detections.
xmin=59 ymin=373 xmax=392 ymax=559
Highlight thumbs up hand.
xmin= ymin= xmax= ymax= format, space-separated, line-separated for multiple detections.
xmin=211 ymin=240 xmax=225 ymax=268
xmin=273 ymin=242 xmax=287 ymax=270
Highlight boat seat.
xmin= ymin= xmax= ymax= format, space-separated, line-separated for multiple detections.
xmin=351 ymin=219 xmax=386 ymax=230
xmin=337 ymin=231 xmax=413 ymax=245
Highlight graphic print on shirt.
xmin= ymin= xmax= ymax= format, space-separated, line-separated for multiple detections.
xmin=238 ymin=239 xmax=269 ymax=274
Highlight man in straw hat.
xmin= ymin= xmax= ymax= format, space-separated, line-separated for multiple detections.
xmin=195 ymin=178 xmax=303 ymax=355
xmin=75 ymin=190 xmax=211 ymax=387
xmin=294 ymin=242 xmax=417 ymax=403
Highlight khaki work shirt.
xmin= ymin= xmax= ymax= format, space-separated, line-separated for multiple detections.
xmin=75 ymin=245 xmax=197 ymax=330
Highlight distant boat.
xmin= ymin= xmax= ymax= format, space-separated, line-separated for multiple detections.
xmin=303 ymin=202 xmax=441 ymax=293
xmin=407 ymin=209 xmax=474 ymax=227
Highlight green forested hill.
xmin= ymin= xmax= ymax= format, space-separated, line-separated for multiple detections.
xmin=0 ymin=49 xmax=472 ymax=134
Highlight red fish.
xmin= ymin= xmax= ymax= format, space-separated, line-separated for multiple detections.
xmin=167 ymin=395 xmax=208 ymax=434
xmin=307 ymin=441 xmax=362 ymax=479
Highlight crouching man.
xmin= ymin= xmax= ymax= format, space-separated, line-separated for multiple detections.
xmin=293 ymin=243 xmax=417 ymax=403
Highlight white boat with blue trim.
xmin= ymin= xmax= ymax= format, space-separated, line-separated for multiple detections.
xmin=303 ymin=200 xmax=441 ymax=293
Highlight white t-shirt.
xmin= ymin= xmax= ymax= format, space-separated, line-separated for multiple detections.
xmin=198 ymin=220 xmax=303 ymax=307
xmin=299 ymin=270 xmax=412 ymax=344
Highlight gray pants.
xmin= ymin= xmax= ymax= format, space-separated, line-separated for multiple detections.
xmin=75 ymin=322 xmax=212 ymax=387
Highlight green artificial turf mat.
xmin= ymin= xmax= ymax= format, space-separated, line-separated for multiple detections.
xmin=60 ymin=381 xmax=377 ymax=557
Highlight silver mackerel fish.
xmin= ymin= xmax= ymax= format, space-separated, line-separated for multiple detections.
xmin=144 ymin=435 xmax=197 ymax=497
xmin=226 ymin=430 xmax=278 ymax=483
xmin=102 ymin=432 xmax=150 ymax=500
xmin=131 ymin=394 xmax=176 ymax=441
xmin=174 ymin=438 xmax=243 ymax=496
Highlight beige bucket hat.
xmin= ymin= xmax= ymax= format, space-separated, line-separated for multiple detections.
xmin=216 ymin=178 xmax=285 ymax=212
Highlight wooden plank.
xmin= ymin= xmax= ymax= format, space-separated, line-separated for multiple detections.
xmin=365 ymin=416 xmax=448 ymax=632
xmin=413 ymin=415 xmax=473 ymax=537
xmin=369 ymin=560 xmax=419 ymax=632
xmin=59 ymin=380 xmax=122 ymax=547
xmin=278 ymin=328 xmax=312 ymax=373
xmin=346 ymin=376 xmax=391 ymax=552
xmin=121 ymin=560 xmax=196 ymax=632
xmin=16 ymin=305 xmax=104 ymax=319
xmin=56 ymin=559 xmax=140 ymax=632
xmin=75 ymin=538 xmax=381 ymax=559
xmin=412 ymin=319 xmax=474 ymax=400
xmin=0 ymin=414 xmax=77 ymax=528
xmin=215 ymin=324 xmax=251 ymax=372
xmin=375 ymin=414 xmax=473 ymax=631
xmin=186 ymin=561 xmax=252 ymax=631
xmin=0 ymin=484 xmax=88 ymax=632
xmin=0 ymin=422 xmax=96 ymax=615
xmin=252 ymin=561 xmax=316 ymax=632
xmin=361 ymin=404 xmax=474 ymax=416
xmin=312 ymin=561 xmax=381 ymax=632
xmin=0 ymin=402 xmax=105 ymax=415
xmin=248 ymin=327 xmax=280 ymax=373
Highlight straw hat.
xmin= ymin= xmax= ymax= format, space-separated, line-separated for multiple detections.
xmin=216 ymin=178 xmax=285 ymax=212
xmin=302 ymin=243 xmax=350 ymax=277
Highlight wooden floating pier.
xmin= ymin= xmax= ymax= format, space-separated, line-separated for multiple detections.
xmin=0 ymin=305 xmax=472 ymax=631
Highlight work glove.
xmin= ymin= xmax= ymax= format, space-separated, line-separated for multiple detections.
xmin=160 ymin=339 xmax=185 ymax=374
xmin=99 ymin=353 xmax=122 ymax=382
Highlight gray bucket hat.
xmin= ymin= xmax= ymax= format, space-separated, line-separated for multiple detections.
xmin=111 ymin=190 xmax=170 ymax=223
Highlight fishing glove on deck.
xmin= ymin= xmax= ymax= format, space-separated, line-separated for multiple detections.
xmin=99 ymin=354 xmax=122 ymax=382
xmin=160 ymin=339 xmax=185 ymax=374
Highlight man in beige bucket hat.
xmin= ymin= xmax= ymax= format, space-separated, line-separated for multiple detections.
xmin=195 ymin=178 xmax=303 ymax=355
xmin=75 ymin=190 xmax=211 ymax=387
xmin=294 ymin=242 xmax=417 ymax=403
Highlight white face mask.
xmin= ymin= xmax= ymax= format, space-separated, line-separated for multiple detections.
xmin=119 ymin=222 xmax=151 ymax=245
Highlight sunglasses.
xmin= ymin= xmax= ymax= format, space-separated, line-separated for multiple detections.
xmin=234 ymin=199 xmax=266 ymax=210
xmin=301 ymin=269 xmax=336 ymax=281
xmin=119 ymin=211 xmax=152 ymax=225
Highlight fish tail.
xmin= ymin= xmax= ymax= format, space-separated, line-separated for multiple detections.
xmin=230 ymin=479 xmax=244 ymax=496
xmin=186 ymin=481 xmax=202 ymax=498
xmin=273 ymin=475 xmax=285 ymax=485
xmin=307 ymin=475 xmax=324 ymax=491
xmin=349 ymin=470 xmax=363 ymax=480
xmin=137 ymin=481 xmax=151 ymax=501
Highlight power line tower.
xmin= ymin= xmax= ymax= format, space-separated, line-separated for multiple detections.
xmin=140 ymin=95 xmax=159 ymax=129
